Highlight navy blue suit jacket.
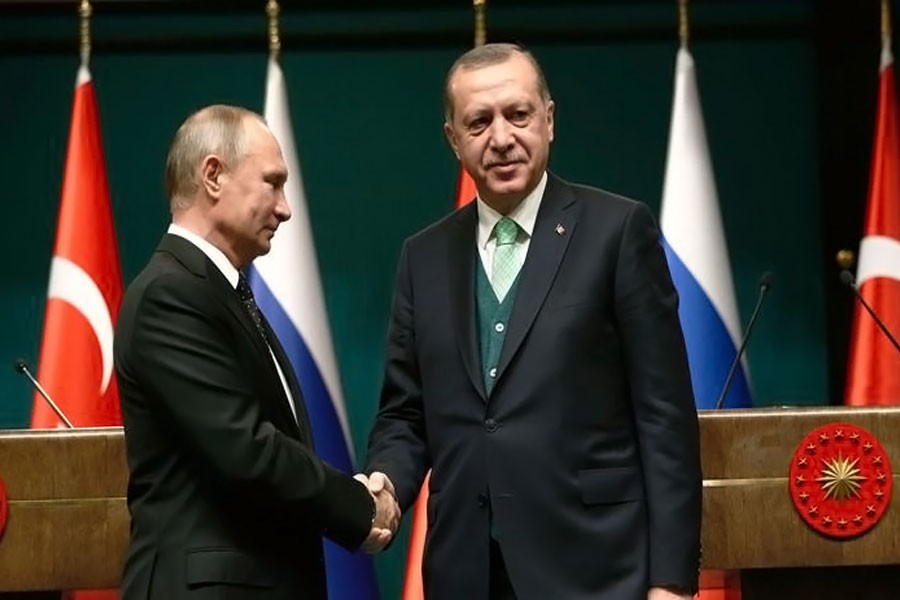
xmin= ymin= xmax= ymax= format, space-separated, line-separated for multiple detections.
xmin=367 ymin=174 xmax=702 ymax=599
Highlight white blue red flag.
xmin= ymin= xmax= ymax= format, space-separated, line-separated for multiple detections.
xmin=250 ymin=56 xmax=380 ymax=599
xmin=660 ymin=48 xmax=751 ymax=409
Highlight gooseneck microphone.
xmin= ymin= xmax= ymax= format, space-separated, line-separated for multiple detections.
xmin=715 ymin=272 xmax=774 ymax=410
xmin=13 ymin=360 xmax=74 ymax=428
xmin=839 ymin=270 xmax=900 ymax=355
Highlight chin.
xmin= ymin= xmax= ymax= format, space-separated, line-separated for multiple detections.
xmin=255 ymin=241 xmax=272 ymax=256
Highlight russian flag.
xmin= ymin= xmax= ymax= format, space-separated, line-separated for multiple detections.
xmin=660 ymin=47 xmax=751 ymax=410
xmin=250 ymin=56 xmax=380 ymax=599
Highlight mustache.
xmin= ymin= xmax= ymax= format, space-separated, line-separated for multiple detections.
xmin=484 ymin=156 xmax=526 ymax=168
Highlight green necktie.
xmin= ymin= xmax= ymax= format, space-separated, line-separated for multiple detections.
xmin=491 ymin=217 xmax=522 ymax=302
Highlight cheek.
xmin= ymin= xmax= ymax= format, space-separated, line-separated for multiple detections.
xmin=460 ymin=139 xmax=486 ymax=164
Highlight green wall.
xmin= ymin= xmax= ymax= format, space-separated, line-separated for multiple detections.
xmin=0 ymin=2 xmax=832 ymax=597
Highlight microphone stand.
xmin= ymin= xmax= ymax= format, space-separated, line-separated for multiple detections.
xmin=715 ymin=273 xmax=773 ymax=410
xmin=13 ymin=360 xmax=74 ymax=428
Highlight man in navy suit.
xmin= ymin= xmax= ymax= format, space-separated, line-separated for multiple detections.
xmin=115 ymin=105 xmax=398 ymax=599
xmin=364 ymin=44 xmax=701 ymax=599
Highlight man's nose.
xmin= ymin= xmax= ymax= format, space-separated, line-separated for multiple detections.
xmin=488 ymin=118 xmax=514 ymax=150
xmin=275 ymin=192 xmax=292 ymax=222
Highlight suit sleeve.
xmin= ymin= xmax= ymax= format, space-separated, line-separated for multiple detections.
xmin=365 ymin=241 xmax=431 ymax=510
xmin=613 ymin=202 xmax=702 ymax=592
xmin=129 ymin=272 xmax=373 ymax=550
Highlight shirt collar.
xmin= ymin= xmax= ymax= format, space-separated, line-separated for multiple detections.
xmin=476 ymin=171 xmax=548 ymax=249
xmin=167 ymin=223 xmax=240 ymax=289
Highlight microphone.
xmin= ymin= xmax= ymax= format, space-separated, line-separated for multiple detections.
xmin=715 ymin=272 xmax=774 ymax=410
xmin=839 ymin=270 xmax=900 ymax=355
xmin=13 ymin=360 xmax=74 ymax=428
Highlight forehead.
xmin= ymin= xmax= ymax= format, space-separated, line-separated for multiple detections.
xmin=241 ymin=120 xmax=284 ymax=165
xmin=449 ymin=55 xmax=541 ymax=105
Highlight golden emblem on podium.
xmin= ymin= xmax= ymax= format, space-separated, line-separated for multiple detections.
xmin=789 ymin=423 xmax=892 ymax=538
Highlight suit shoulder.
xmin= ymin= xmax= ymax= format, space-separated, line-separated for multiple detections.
xmin=120 ymin=253 xmax=217 ymax=319
xmin=566 ymin=180 xmax=649 ymax=217
xmin=404 ymin=203 xmax=474 ymax=249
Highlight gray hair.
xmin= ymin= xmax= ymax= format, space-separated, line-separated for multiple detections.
xmin=165 ymin=104 xmax=264 ymax=211
xmin=443 ymin=43 xmax=551 ymax=123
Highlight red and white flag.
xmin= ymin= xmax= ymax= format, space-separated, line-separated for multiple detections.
xmin=401 ymin=170 xmax=476 ymax=600
xmin=32 ymin=65 xmax=123 ymax=430
xmin=846 ymin=40 xmax=900 ymax=406
xmin=32 ymin=64 xmax=122 ymax=599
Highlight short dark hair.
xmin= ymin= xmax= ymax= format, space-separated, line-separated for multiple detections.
xmin=443 ymin=43 xmax=551 ymax=122
xmin=165 ymin=104 xmax=264 ymax=211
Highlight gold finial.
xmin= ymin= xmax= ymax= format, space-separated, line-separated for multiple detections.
xmin=678 ymin=0 xmax=689 ymax=49
xmin=474 ymin=0 xmax=487 ymax=48
xmin=79 ymin=0 xmax=92 ymax=66
xmin=836 ymin=249 xmax=855 ymax=270
xmin=882 ymin=0 xmax=892 ymax=49
xmin=267 ymin=0 xmax=281 ymax=58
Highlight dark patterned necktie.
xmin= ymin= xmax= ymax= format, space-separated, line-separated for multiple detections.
xmin=237 ymin=273 xmax=267 ymax=343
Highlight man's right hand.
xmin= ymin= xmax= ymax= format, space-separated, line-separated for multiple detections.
xmin=354 ymin=472 xmax=401 ymax=553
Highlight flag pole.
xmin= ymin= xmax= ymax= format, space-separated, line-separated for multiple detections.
xmin=678 ymin=0 xmax=688 ymax=50
xmin=267 ymin=0 xmax=280 ymax=60
xmin=79 ymin=0 xmax=91 ymax=67
xmin=474 ymin=0 xmax=486 ymax=48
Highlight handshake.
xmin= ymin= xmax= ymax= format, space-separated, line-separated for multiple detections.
xmin=354 ymin=471 xmax=401 ymax=553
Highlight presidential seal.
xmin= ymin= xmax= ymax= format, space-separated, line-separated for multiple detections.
xmin=789 ymin=423 xmax=892 ymax=538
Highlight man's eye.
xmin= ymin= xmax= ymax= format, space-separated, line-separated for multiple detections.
xmin=510 ymin=111 xmax=530 ymax=124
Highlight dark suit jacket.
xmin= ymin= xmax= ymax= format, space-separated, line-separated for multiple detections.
xmin=366 ymin=174 xmax=702 ymax=600
xmin=114 ymin=235 xmax=373 ymax=600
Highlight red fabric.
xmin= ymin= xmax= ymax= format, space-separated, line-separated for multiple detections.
xmin=846 ymin=58 xmax=900 ymax=406
xmin=401 ymin=170 xmax=476 ymax=599
xmin=32 ymin=73 xmax=123 ymax=599
xmin=31 ymin=75 xmax=123 ymax=429
xmin=456 ymin=169 xmax=478 ymax=209
xmin=697 ymin=571 xmax=742 ymax=599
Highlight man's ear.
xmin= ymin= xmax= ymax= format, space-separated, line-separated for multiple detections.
xmin=443 ymin=122 xmax=461 ymax=160
xmin=546 ymin=100 xmax=556 ymax=143
xmin=200 ymin=155 xmax=224 ymax=198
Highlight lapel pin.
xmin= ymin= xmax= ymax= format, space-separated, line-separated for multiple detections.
xmin=555 ymin=223 xmax=566 ymax=236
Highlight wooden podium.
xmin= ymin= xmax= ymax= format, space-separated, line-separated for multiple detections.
xmin=700 ymin=406 xmax=900 ymax=599
xmin=1 ymin=407 xmax=899 ymax=596
xmin=0 ymin=428 xmax=127 ymax=591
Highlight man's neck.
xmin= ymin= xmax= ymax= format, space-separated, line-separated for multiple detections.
xmin=171 ymin=212 xmax=244 ymax=269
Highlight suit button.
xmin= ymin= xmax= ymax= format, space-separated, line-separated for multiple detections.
xmin=477 ymin=493 xmax=488 ymax=507
xmin=485 ymin=418 xmax=498 ymax=432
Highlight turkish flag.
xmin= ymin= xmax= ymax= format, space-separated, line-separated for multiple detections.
xmin=32 ymin=65 xmax=123 ymax=429
xmin=31 ymin=65 xmax=123 ymax=600
xmin=846 ymin=44 xmax=900 ymax=407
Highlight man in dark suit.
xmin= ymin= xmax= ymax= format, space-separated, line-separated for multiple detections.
xmin=114 ymin=105 xmax=398 ymax=600
xmin=364 ymin=44 xmax=701 ymax=599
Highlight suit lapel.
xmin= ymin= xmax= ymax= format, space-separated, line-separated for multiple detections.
xmin=496 ymin=175 xmax=578 ymax=383
xmin=159 ymin=236 xmax=270 ymax=362
xmin=157 ymin=234 xmax=304 ymax=439
xmin=448 ymin=204 xmax=487 ymax=401
xmin=260 ymin=316 xmax=308 ymax=441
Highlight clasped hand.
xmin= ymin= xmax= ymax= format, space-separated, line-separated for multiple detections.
xmin=354 ymin=471 xmax=400 ymax=553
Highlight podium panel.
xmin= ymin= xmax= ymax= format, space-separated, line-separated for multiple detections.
xmin=0 ymin=429 xmax=127 ymax=591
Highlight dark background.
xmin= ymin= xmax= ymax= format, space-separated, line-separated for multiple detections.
xmin=0 ymin=0 xmax=890 ymax=597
